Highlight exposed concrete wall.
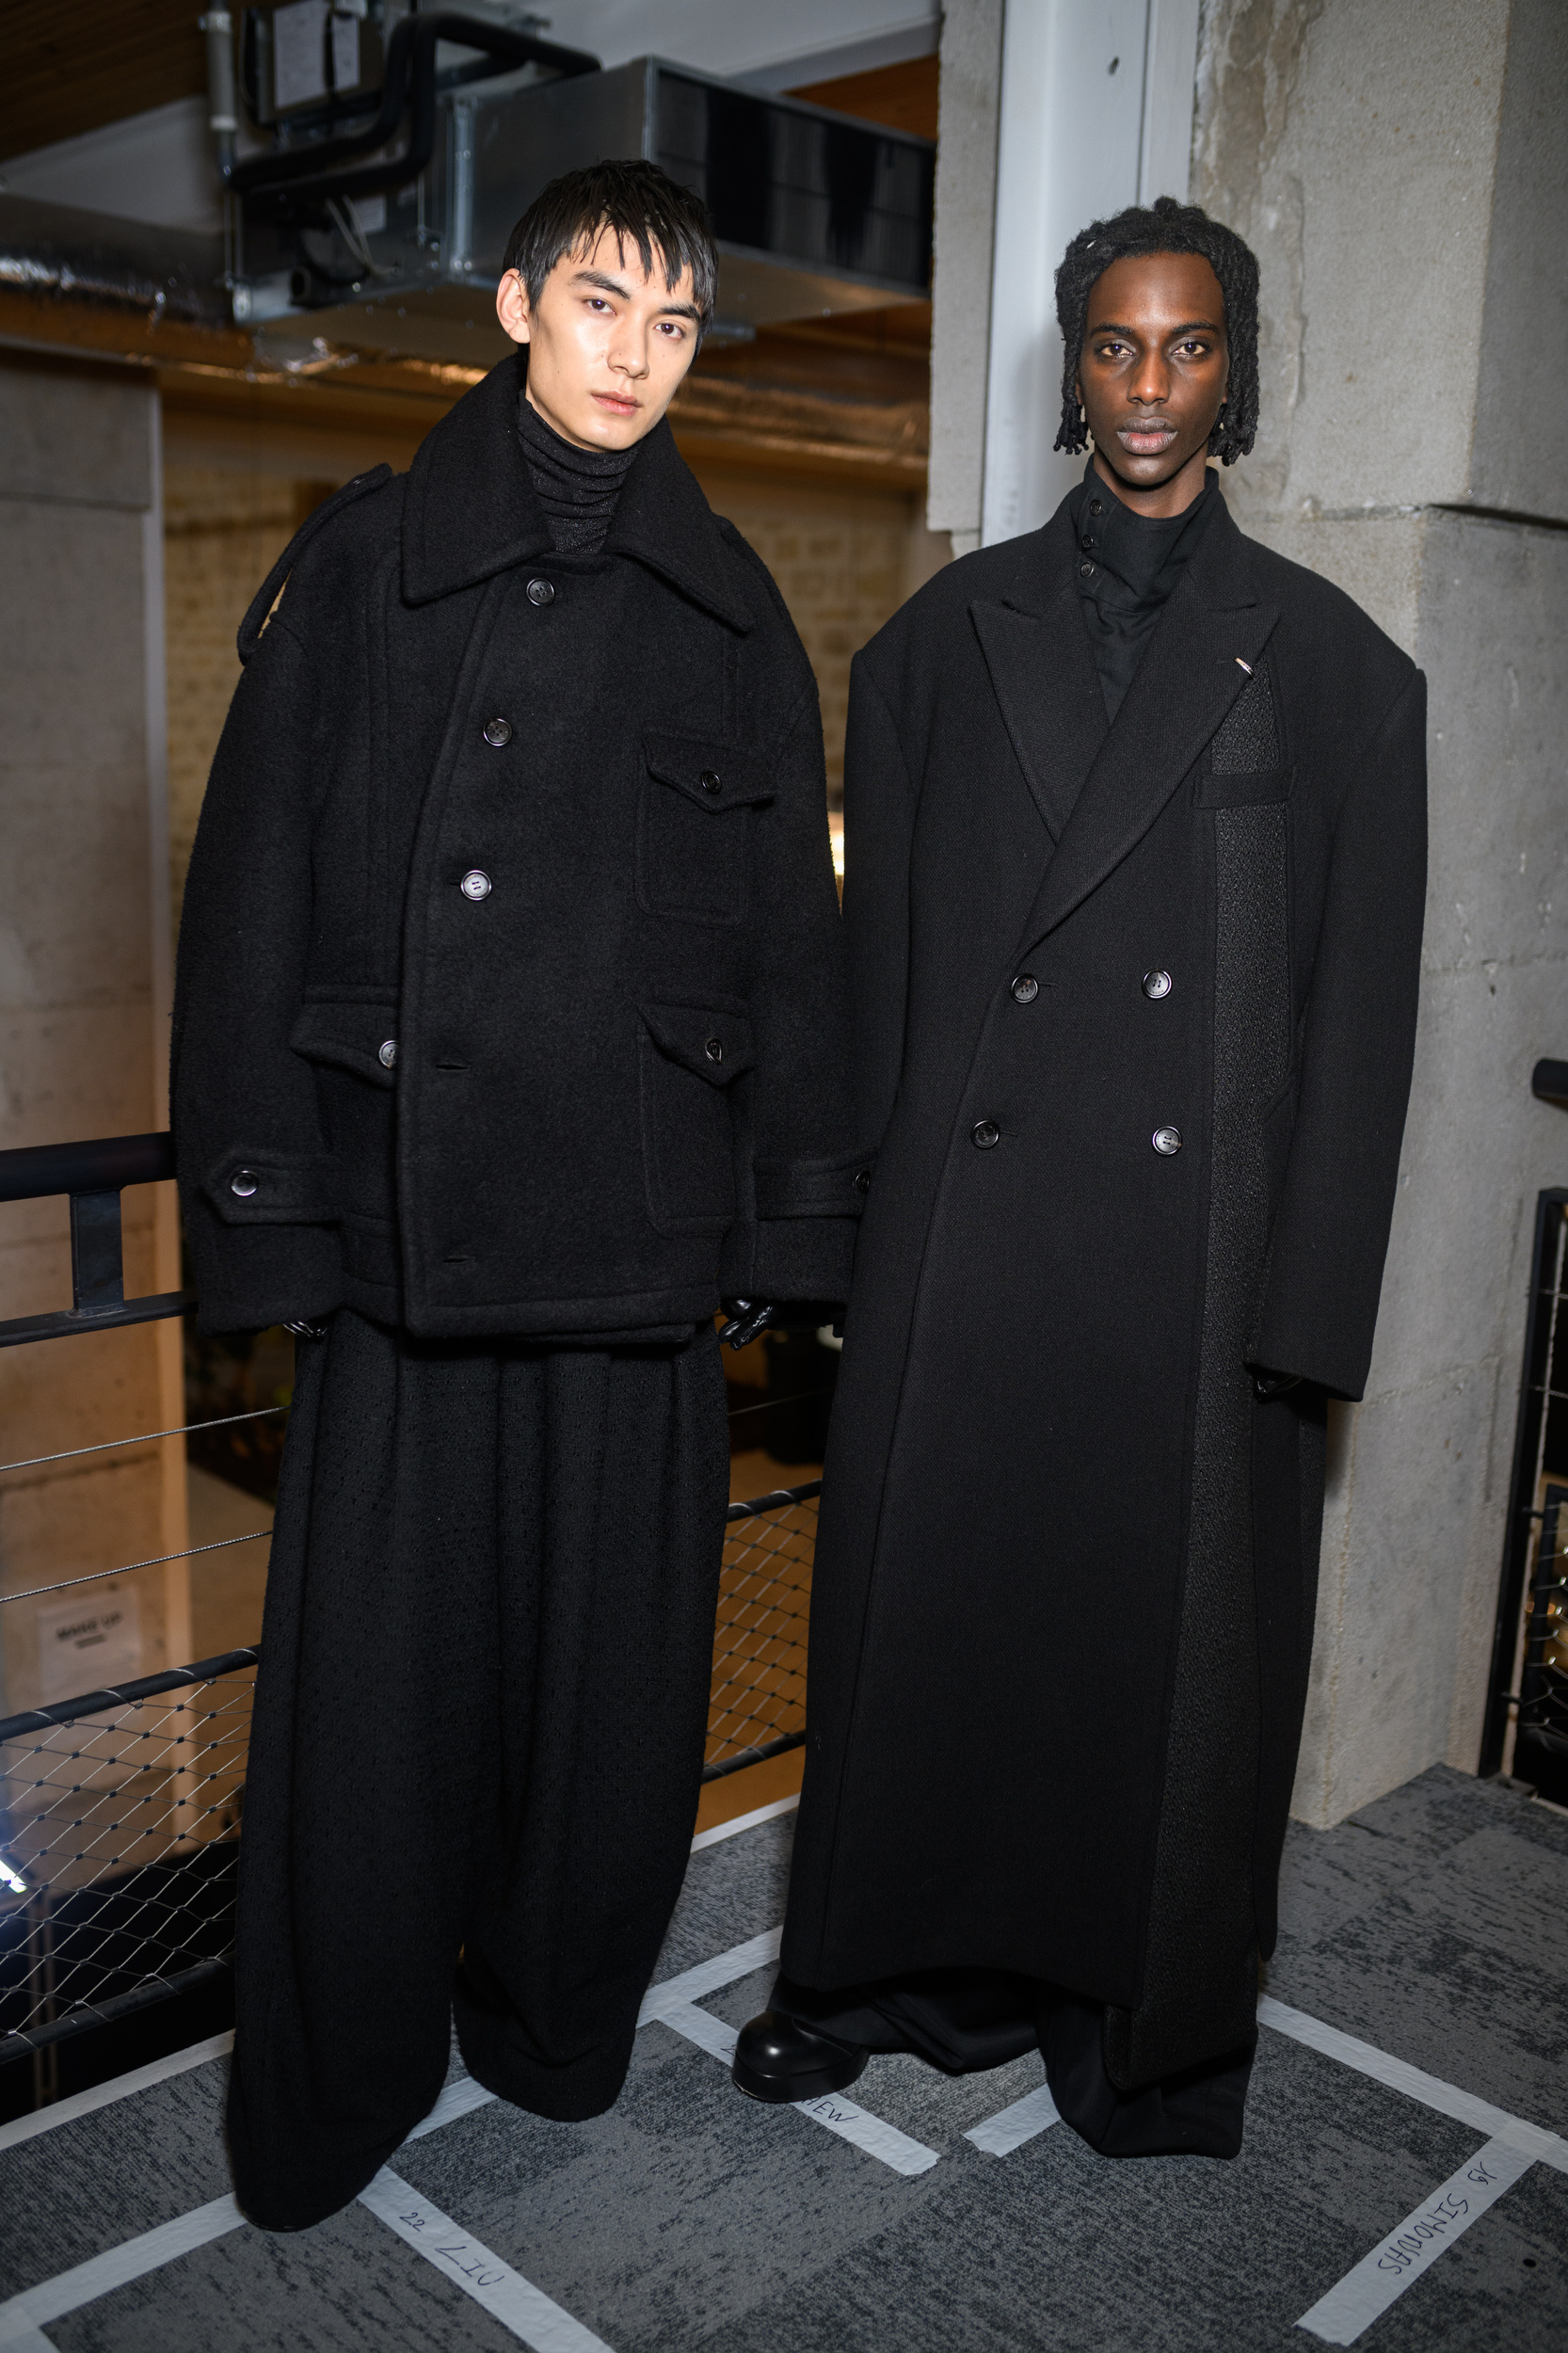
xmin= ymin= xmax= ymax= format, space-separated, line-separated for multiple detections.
xmin=1193 ymin=0 xmax=1568 ymax=1823
xmin=927 ymin=0 xmax=1004 ymax=553
xmin=0 ymin=356 xmax=187 ymax=1717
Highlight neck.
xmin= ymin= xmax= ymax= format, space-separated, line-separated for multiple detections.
xmin=1091 ymin=442 xmax=1211 ymax=520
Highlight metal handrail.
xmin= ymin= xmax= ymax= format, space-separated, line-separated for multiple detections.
xmin=0 ymin=1129 xmax=192 ymax=1350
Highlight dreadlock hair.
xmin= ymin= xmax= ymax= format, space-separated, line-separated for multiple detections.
xmin=1053 ymin=195 xmax=1259 ymax=465
xmin=503 ymin=160 xmax=718 ymax=340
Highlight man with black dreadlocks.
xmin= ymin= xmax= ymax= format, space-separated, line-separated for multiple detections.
xmin=732 ymin=198 xmax=1427 ymax=2157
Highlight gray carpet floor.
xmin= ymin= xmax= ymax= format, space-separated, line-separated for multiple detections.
xmin=2 ymin=1765 xmax=1564 ymax=2351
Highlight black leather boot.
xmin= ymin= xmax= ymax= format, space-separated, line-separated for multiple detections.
xmin=731 ymin=2008 xmax=869 ymax=2104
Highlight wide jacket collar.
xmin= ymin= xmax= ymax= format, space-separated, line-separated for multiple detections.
xmin=401 ymin=349 xmax=755 ymax=632
xmin=969 ymin=485 xmax=1280 ymax=958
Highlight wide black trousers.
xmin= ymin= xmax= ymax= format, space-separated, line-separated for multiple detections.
xmin=227 ymin=1310 xmax=728 ymax=2232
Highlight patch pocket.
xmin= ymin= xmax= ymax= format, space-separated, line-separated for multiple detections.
xmin=1199 ymin=763 xmax=1296 ymax=808
xmin=638 ymin=732 xmax=774 ymax=923
xmin=640 ymin=1000 xmax=755 ymax=1235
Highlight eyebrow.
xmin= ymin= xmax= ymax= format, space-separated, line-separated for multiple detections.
xmin=569 ymin=267 xmax=702 ymax=321
xmin=1088 ymin=316 xmax=1224 ymax=339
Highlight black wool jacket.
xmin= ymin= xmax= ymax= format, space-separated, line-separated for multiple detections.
xmin=172 ymin=354 xmax=862 ymax=1339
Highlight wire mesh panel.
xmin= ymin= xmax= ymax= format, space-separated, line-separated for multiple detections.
xmin=1518 ymin=1483 xmax=1568 ymax=1796
xmin=707 ymin=1488 xmax=819 ymax=1779
xmin=0 ymin=1655 xmax=256 ymax=2062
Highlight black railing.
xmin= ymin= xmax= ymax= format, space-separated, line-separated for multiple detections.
xmin=0 ymin=1132 xmax=824 ymax=2080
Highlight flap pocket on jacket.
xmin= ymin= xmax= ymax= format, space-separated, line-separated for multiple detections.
xmin=640 ymin=1001 xmax=756 ymax=1085
xmin=289 ymin=999 xmax=401 ymax=1088
xmin=1198 ymin=764 xmax=1296 ymax=808
xmin=203 ymin=1150 xmax=335 ymax=1225
xmin=642 ymin=733 xmax=775 ymax=811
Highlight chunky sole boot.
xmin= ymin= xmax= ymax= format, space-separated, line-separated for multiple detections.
xmin=731 ymin=2008 xmax=870 ymax=2104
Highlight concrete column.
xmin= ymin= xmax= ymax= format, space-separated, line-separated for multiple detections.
xmin=1192 ymin=0 xmax=1568 ymax=1822
xmin=0 ymin=356 xmax=187 ymax=1719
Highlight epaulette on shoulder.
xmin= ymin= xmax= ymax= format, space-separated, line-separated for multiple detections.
xmin=237 ymin=463 xmax=393 ymax=664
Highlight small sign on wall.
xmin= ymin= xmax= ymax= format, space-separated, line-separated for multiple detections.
xmin=36 ymin=1585 xmax=141 ymax=1707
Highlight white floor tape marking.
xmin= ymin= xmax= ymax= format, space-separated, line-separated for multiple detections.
xmin=657 ymin=2001 xmax=940 ymax=2177
xmin=1257 ymin=1996 xmax=1568 ymax=2171
xmin=0 ymin=2194 xmax=244 ymax=2347
xmin=636 ymin=1926 xmax=783 ymax=2024
xmin=0 ymin=2033 xmax=235 ymax=2154
xmin=965 ymin=2081 xmax=1062 ymax=2156
xmin=1296 ymin=2136 xmax=1535 ymax=2345
xmin=360 ymin=2170 xmax=615 ymax=2353
xmin=690 ymin=1793 xmax=800 ymax=1853
xmin=407 ymin=2074 xmax=499 ymax=2141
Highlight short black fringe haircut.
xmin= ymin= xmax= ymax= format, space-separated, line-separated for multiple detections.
xmin=503 ymin=159 xmax=718 ymax=336
xmin=1053 ymin=195 xmax=1260 ymax=465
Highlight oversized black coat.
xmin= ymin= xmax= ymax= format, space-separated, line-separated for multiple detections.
xmin=781 ymin=486 xmax=1427 ymax=2088
xmin=172 ymin=354 xmax=861 ymax=1339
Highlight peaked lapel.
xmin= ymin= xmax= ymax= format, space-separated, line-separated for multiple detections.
xmin=1015 ymin=494 xmax=1279 ymax=958
xmin=969 ymin=504 xmax=1107 ymax=841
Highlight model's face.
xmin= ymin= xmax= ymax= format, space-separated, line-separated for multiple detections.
xmin=496 ymin=225 xmax=702 ymax=452
xmin=1076 ymin=250 xmax=1229 ymax=516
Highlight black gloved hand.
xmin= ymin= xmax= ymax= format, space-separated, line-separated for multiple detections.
xmin=719 ymin=1299 xmax=776 ymax=1350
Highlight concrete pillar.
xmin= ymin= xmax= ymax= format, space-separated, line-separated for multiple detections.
xmin=0 ymin=356 xmax=187 ymax=1719
xmin=1192 ymin=0 xmax=1568 ymax=1822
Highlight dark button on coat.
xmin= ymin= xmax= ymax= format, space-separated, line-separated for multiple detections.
xmin=172 ymin=354 xmax=862 ymax=1338
xmin=781 ymin=488 xmax=1427 ymax=2088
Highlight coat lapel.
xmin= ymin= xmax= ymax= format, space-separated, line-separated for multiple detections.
xmin=969 ymin=505 xmax=1107 ymax=840
xmin=1015 ymin=494 xmax=1280 ymax=957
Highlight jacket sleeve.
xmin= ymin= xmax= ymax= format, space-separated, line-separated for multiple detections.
xmin=170 ymin=602 xmax=345 ymax=1334
xmin=1249 ymin=667 xmax=1429 ymax=1399
xmin=721 ymin=682 xmax=866 ymax=1305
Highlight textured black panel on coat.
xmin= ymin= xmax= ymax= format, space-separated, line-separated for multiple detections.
xmin=1210 ymin=668 xmax=1280 ymax=773
xmin=1104 ymin=802 xmax=1292 ymax=2089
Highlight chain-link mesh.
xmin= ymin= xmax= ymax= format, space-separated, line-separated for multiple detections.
xmin=707 ymin=1489 xmax=819 ymax=1778
xmin=1 ymin=1486 xmax=820 ymax=2063
xmin=1 ymin=1657 xmax=255 ymax=2061
xmin=1520 ymin=1484 xmax=1568 ymax=1760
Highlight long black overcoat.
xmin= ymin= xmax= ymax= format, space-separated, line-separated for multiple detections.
xmin=781 ymin=486 xmax=1427 ymax=2087
xmin=172 ymin=353 xmax=861 ymax=1339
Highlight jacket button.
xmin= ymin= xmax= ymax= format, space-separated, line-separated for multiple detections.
xmin=459 ymin=869 xmax=492 ymax=902
xmin=705 ymin=1036 xmax=724 ymax=1062
xmin=971 ymin=1120 xmax=1000 ymax=1150
xmin=699 ymin=768 xmax=722 ymax=794
xmin=1152 ymin=1127 xmax=1183 ymax=1155
xmin=230 ymin=1167 xmax=259 ymax=1198
xmin=378 ymin=1038 xmax=397 ymax=1069
xmin=526 ymin=577 xmax=554 ymax=606
xmin=1143 ymin=969 xmax=1173 ymax=1000
xmin=1080 ymin=561 xmax=1096 ymax=579
xmin=1088 ymin=498 xmax=1104 ymax=517
xmin=483 ymin=717 xmax=513 ymax=747
xmin=855 ymin=1167 xmax=872 ymax=1194
xmin=1012 ymin=973 xmax=1039 ymax=1004
xmin=1080 ymin=532 xmax=1096 ymax=552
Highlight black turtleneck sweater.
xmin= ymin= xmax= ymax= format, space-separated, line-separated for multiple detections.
xmin=517 ymin=392 xmax=639 ymax=553
xmin=1068 ymin=461 xmax=1219 ymax=724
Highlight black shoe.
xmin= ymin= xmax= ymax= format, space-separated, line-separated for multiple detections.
xmin=732 ymin=2008 xmax=869 ymax=2105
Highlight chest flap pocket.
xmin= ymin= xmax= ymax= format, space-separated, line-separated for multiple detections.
xmin=638 ymin=731 xmax=774 ymax=923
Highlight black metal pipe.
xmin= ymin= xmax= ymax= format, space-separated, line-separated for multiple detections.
xmin=0 ymin=1130 xmax=174 ymax=1206
xmin=699 ymin=1730 xmax=806 ymax=1785
xmin=231 ymin=11 xmax=599 ymax=206
xmin=0 ymin=1649 xmax=260 ymax=1747
xmin=0 ymin=1955 xmax=233 ymax=2064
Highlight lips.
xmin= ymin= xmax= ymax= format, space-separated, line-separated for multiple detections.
xmin=594 ymin=392 xmax=638 ymax=414
xmin=1117 ymin=422 xmax=1177 ymax=454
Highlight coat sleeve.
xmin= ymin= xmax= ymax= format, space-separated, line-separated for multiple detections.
xmin=1249 ymin=667 xmax=1428 ymax=1399
xmin=721 ymin=681 xmax=866 ymax=1305
xmin=170 ymin=603 xmax=345 ymax=1335
xmin=840 ymin=650 xmax=916 ymax=1154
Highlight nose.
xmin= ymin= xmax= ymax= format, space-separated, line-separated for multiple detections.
xmin=610 ymin=322 xmax=651 ymax=381
xmin=1128 ymin=347 xmax=1172 ymax=408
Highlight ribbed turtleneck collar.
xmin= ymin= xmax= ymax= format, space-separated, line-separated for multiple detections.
xmin=1069 ymin=460 xmax=1218 ymax=614
xmin=517 ymin=389 xmax=640 ymax=555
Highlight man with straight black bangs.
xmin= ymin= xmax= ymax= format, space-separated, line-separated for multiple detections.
xmin=174 ymin=161 xmax=860 ymax=2230
xmin=735 ymin=197 xmax=1427 ymax=2159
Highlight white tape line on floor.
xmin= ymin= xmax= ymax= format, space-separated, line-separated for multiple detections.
xmin=1258 ymin=1996 xmax=1568 ymax=2171
xmin=637 ymin=1926 xmax=782 ymax=2024
xmin=360 ymin=2169 xmax=614 ymax=2353
xmin=691 ymin=1794 xmax=799 ymax=1852
xmin=407 ymin=2073 xmax=499 ymax=2141
xmin=0 ymin=2033 xmax=234 ymax=2154
xmin=658 ymin=2001 xmax=939 ymax=2177
xmin=0 ymin=2194 xmax=244 ymax=2347
xmin=1296 ymin=2136 xmax=1535 ymax=2345
xmin=966 ymin=2081 xmax=1061 ymax=2156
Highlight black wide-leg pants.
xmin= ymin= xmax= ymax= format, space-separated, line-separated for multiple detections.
xmin=227 ymin=1310 xmax=728 ymax=2232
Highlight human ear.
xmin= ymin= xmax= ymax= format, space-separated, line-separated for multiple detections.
xmin=495 ymin=269 xmax=531 ymax=345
